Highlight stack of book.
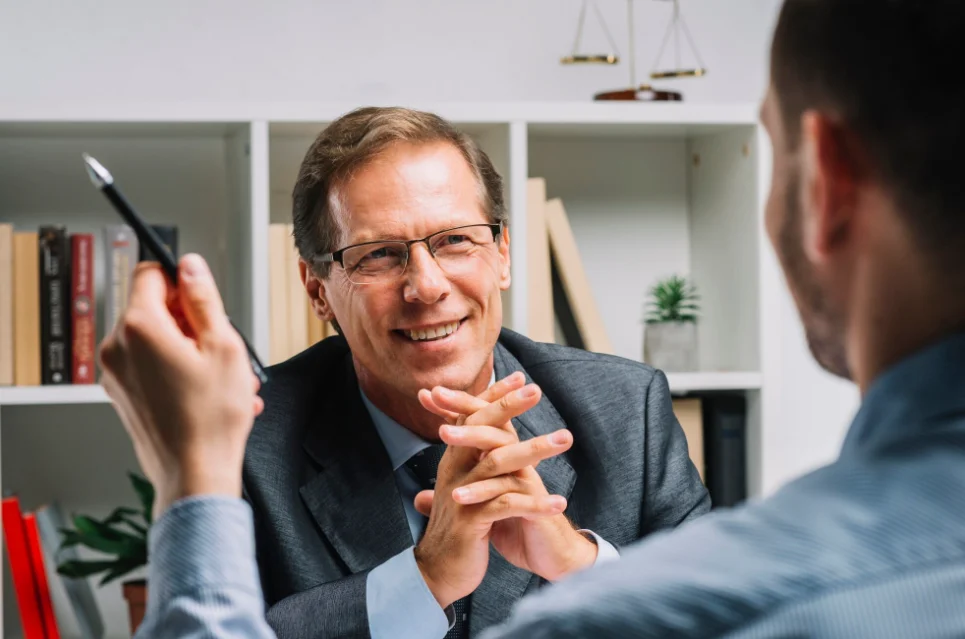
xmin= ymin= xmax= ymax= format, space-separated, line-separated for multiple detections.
xmin=268 ymin=223 xmax=336 ymax=365
xmin=2 ymin=497 xmax=105 ymax=639
xmin=526 ymin=177 xmax=613 ymax=354
xmin=0 ymin=223 xmax=177 ymax=387
xmin=670 ymin=394 xmax=748 ymax=509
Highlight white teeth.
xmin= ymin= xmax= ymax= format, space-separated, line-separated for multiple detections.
xmin=404 ymin=321 xmax=461 ymax=341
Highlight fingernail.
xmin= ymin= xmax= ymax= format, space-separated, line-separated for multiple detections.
xmin=551 ymin=430 xmax=570 ymax=445
xmin=453 ymin=487 xmax=471 ymax=501
xmin=547 ymin=495 xmax=567 ymax=510
xmin=181 ymin=254 xmax=208 ymax=280
xmin=437 ymin=387 xmax=454 ymax=397
xmin=520 ymin=385 xmax=538 ymax=398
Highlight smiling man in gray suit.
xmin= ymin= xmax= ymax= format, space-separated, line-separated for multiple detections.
xmin=241 ymin=107 xmax=709 ymax=639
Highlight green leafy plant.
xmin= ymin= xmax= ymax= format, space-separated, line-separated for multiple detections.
xmin=56 ymin=473 xmax=154 ymax=586
xmin=645 ymin=275 xmax=700 ymax=324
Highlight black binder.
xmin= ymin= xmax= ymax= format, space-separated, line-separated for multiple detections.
xmin=701 ymin=393 xmax=747 ymax=509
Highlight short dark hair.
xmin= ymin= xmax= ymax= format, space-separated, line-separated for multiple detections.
xmin=292 ymin=107 xmax=507 ymax=277
xmin=771 ymin=0 xmax=965 ymax=272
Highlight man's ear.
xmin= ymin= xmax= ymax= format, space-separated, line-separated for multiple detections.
xmin=800 ymin=111 xmax=862 ymax=264
xmin=497 ymin=225 xmax=512 ymax=290
xmin=299 ymin=259 xmax=336 ymax=322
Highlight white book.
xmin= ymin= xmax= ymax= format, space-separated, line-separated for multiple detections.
xmin=104 ymin=225 xmax=139 ymax=333
xmin=35 ymin=502 xmax=105 ymax=639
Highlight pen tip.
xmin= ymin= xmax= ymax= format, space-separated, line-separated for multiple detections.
xmin=82 ymin=153 xmax=113 ymax=188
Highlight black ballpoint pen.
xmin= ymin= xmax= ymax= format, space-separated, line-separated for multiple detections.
xmin=82 ymin=153 xmax=269 ymax=384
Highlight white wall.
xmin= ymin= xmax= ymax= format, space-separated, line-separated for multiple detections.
xmin=1 ymin=0 xmax=780 ymax=105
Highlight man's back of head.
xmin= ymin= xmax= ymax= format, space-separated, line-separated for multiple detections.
xmin=763 ymin=0 xmax=965 ymax=389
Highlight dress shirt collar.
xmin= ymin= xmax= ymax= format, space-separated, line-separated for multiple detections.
xmin=840 ymin=330 xmax=965 ymax=458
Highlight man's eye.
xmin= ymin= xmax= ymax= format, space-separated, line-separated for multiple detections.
xmin=363 ymin=247 xmax=391 ymax=260
xmin=434 ymin=234 xmax=472 ymax=252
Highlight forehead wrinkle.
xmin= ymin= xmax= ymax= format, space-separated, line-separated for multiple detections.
xmin=335 ymin=145 xmax=480 ymax=246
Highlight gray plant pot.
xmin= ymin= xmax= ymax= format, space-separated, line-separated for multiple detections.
xmin=643 ymin=321 xmax=698 ymax=372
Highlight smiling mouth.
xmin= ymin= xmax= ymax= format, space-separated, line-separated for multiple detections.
xmin=396 ymin=320 xmax=464 ymax=342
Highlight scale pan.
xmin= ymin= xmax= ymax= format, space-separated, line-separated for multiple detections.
xmin=650 ymin=67 xmax=707 ymax=79
xmin=561 ymin=54 xmax=619 ymax=65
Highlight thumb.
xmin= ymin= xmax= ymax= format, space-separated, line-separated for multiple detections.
xmin=414 ymin=490 xmax=434 ymax=517
xmin=177 ymin=254 xmax=230 ymax=341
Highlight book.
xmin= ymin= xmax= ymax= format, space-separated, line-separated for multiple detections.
xmin=105 ymin=225 xmax=139 ymax=332
xmin=39 ymin=226 xmax=71 ymax=385
xmin=13 ymin=231 xmax=42 ymax=386
xmin=286 ymin=224 xmax=308 ymax=357
xmin=35 ymin=503 xmax=105 ymax=639
xmin=24 ymin=513 xmax=61 ymax=639
xmin=2 ymin=497 xmax=46 ymax=639
xmin=672 ymin=398 xmax=705 ymax=481
xmin=70 ymin=234 xmax=96 ymax=384
xmin=138 ymin=224 xmax=178 ymax=262
xmin=702 ymin=394 xmax=747 ymax=508
xmin=0 ymin=223 xmax=13 ymax=385
xmin=545 ymin=199 xmax=612 ymax=354
xmin=268 ymin=224 xmax=291 ymax=364
xmin=526 ymin=178 xmax=554 ymax=343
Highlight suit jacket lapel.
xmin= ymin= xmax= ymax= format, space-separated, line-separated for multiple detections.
xmin=470 ymin=343 xmax=577 ymax=634
xmin=299 ymin=355 xmax=414 ymax=574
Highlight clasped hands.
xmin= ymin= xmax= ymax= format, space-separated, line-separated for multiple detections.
xmin=412 ymin=372 xmax=597 ymax=609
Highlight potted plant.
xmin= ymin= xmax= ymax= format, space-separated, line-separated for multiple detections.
xmin=643 ymin=275 xmax=700 ymax=371
xmin=56 ymin=473 xmax=154 ymax=635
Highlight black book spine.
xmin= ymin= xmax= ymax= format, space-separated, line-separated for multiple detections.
xmin=39 ymin=226 xmax=71 ymax=384
xmin=702 ymin=394 xmax=747 ymax=509
xmin=139 ymin=225 xmax=179 ymax=262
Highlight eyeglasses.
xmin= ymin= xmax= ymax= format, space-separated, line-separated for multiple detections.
xmin=316 ymin=222 xmax=503 ymax=284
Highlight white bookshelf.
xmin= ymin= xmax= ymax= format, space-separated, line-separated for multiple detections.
xmin=0 ymin=372 xmax=761 ymax=408
xmin=666 ymin=372 xmax=762 ymax=394
xmin=0 ymin=101 xmax=773 ymax=639
xmin=0 ymin=386 xmax=109 ymax=406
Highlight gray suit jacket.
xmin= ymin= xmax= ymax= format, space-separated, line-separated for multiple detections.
xmin=242 ymin=328 xmax=709 ymax=638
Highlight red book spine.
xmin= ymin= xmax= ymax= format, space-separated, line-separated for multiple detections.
xmin=2 ymin=497 xmax=46 ymax=639
xmin=70 ymin=234 xmax=95 ymax=384
xmin=24 ymin=513 xmax=60 ymax=639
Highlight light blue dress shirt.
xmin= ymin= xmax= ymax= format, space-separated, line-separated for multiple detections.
xmin=359 ymin=386 xmax=620 ymax=639
xmin=138 ymin=332 xmax=965 ymax=638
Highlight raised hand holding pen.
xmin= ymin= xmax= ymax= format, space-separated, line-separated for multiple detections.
xmin=99 ymin=255 xmax=264 ymax=520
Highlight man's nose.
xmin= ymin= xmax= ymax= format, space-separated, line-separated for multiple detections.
xmin=403 ymin=243 xmax=451 ymax=304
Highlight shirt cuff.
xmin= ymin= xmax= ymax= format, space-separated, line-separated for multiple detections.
xmin=579 ymin=529 xmax=620 ymax=565
xmin=366 ymin=546 xmax=452 ymax=639
xmin=147 ymin=496 xmax=264 ymax=610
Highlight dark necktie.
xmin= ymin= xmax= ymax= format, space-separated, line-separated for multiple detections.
xmin=405 ymin=444 xmax=470 ymax=639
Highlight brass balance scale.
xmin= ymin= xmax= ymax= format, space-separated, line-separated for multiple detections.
xmin=561 ymin=0 xmax=707 ymax=101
